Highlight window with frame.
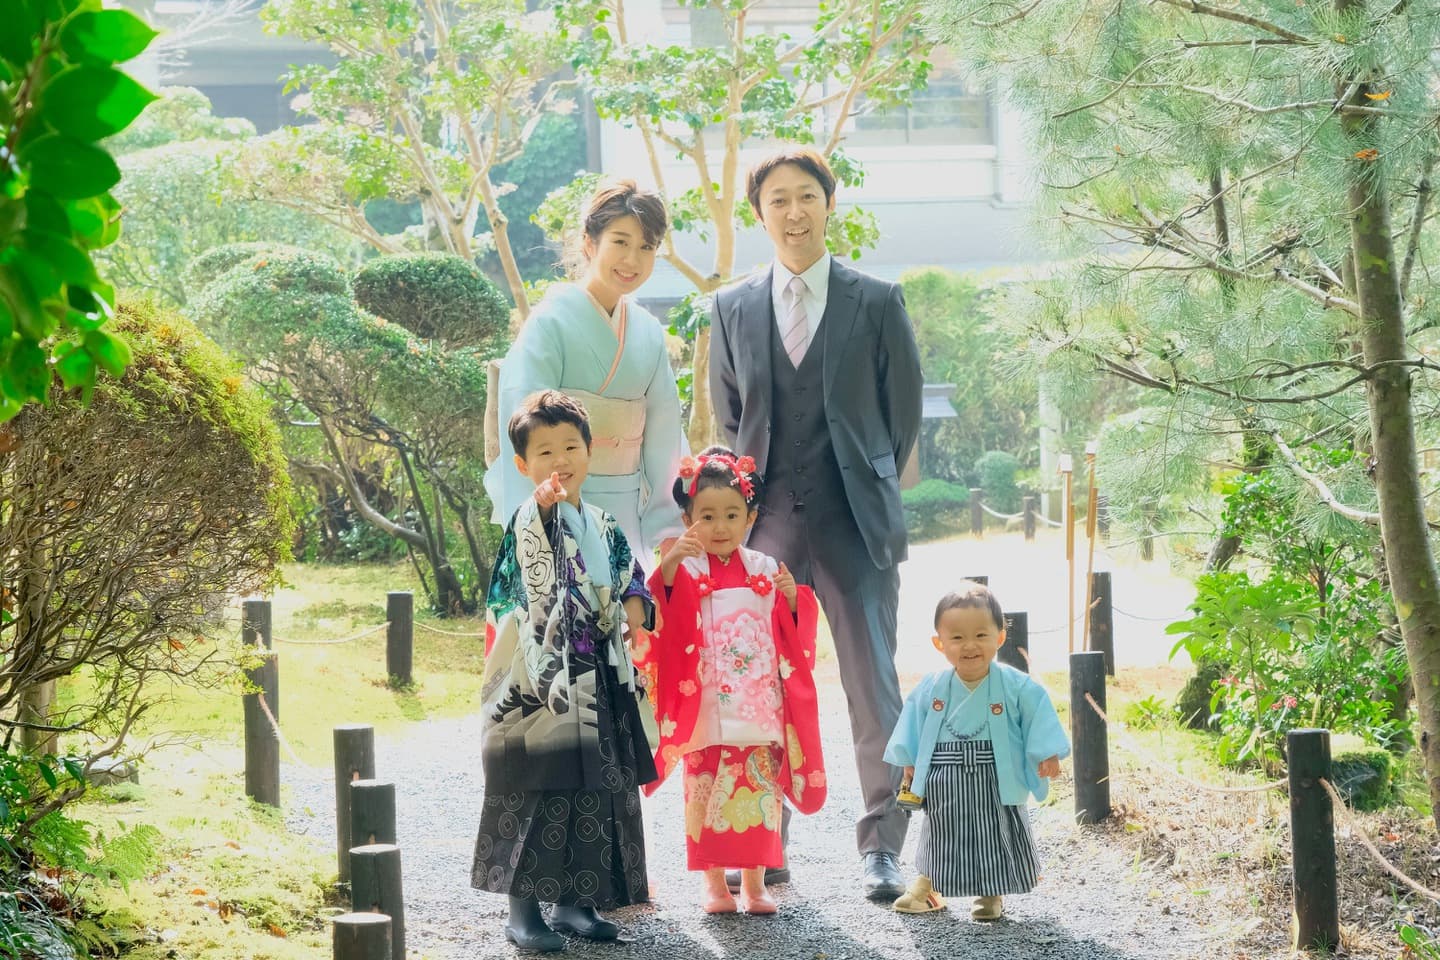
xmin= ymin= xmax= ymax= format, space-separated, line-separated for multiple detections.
xmin=849 ymin=72 xmax=993 ymax=147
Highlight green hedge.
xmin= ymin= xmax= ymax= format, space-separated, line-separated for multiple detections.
xmin=1332 ymin=748 xmax=1392 ymax=811
xmin=902 ymin=479 xmax=971 ymax=541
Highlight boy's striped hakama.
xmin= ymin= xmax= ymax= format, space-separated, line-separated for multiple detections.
xmin=915 ymin=739 xmax=1041 ymax=898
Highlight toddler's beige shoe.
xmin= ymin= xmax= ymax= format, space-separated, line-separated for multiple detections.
xmin=893 ymin=875 xmax=946 ymax=914
xmin=971 ymin=895 xmax=1003 ymax=921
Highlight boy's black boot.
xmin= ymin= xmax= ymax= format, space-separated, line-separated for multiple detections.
xmin=504 ymin=897 xmax=565 ymax=953
xmin=550 ymin=905 xmax=620 ymax=941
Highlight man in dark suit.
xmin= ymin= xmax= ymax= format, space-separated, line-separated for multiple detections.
xmin=709 ymin=147 xmax=923 ymax=902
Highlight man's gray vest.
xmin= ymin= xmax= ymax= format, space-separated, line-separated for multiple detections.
xmin=759 ymin=316 xmax=850 ymax=534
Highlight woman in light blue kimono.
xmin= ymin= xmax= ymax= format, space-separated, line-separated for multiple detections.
xmin=484 ymin=180 xmax=687 ymax=562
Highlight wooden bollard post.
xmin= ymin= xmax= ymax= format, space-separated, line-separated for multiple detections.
xmin=1022 ymin=495 xmax=1037 ymax=541
xmin=333 ymin=912 xmax=392 ymax=960
xmin=1070 ymin=651 xmax=1110 ymax=825
xmin=1288 ymin=729 xmax=1339 ymax=952
xmin=999 ymin=612 xmax=1028 ymax=673
xmin=386 ymin=592 xmax=413 ymax=687
xmin=350 ymin=780 xmax=397 ymax=847
xmin=243 ymin=597 xmax=277 ymax=720
xmin=334 ymin=725 xmax=376 ymax=884
xmin=1088 ymin=571 xmax=1114 ymax=676
xmin=969 ymin=488 xmax=984 ymax=537
xmin=242 ymin=600 xmax=279 ymax=807
xmin=351 ymin=843 xmax=405 ymax=960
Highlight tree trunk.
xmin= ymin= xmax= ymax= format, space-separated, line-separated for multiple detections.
xmin=476 ymin=174 xmax=530 ymax=321
xmin=17 ymin=539 xmax=57 ymax=756
xmin=1339 ymin=58 xmax=1440 ymax=829
xmin=689 ymin=327 xmax=717 ymax=451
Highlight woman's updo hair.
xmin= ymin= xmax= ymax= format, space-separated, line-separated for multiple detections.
xmin=672 ymin=445 xmax=765 ymax=512
xmin=562 ymin=179 xmax=669 ymax=278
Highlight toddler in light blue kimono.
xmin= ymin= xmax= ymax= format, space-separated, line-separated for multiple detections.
xmin=883 ymin=581 xmax=1069 ymax=920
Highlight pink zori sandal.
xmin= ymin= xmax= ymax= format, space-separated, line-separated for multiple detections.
xmin=893 ymin=877 xmax=946 ymax=914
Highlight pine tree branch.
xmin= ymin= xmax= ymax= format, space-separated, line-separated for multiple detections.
xmin=1402 ymin=154 xmax=1435 ymax=301
xmin=1051 ymin=52 xmax=1173 ymax=120
xmin=1151 ymin=0 xmax=1311 ymax=43
xmin=1271 ymin=432 xmax=1390 ymax=527
xmin=1272 ymin=267 xmax=1363 ymax=317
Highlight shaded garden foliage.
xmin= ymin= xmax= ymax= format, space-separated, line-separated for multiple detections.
xmin=188 ymin=246 xmax=507 ymax=612
xmin=0 ymin=297 xmax=290 ymax=807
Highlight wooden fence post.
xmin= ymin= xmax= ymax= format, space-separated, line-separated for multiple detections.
xmin=334 ymin=725 xmax=376 ymax=884
xmin=1022 ymin=495 xmax=1037 ymax=541
xmin=999 ymin=612 xmax=1028 ymax=673
xmin=1288 ymin=729 xmax=1339 ymax=952
xmin=969 ymin=488 xmax=984 ymax=537
xmin=1088 ymin=571 xmax=1114 ymax=676
xmin=351 ymin=843 xmax=406 ymax=960
xmin=242 ymin=599 xmax=279 ymax=808
xmin=386 ymin=592 xmax=413 ymax=687
xmin=333 ymin=912 xmax=391 ymax=960
xmin=1070 ymin=650 xmax=1110 ymax=825
xmin=350 ymin=780 xmax=397 ymax=848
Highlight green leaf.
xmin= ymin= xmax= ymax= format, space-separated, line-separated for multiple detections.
xmin=0 ymin=337 xmax=49 ymax=403
xmin=84 ymin=327 xmax=131 ymax=376
xmin=37 ymin=760 xmax=59 ymax=790
xmin=59 ymin=9 xmax=157 ymax=63
xmin=25 ymin=192 xmax=71 ymax=236
xmin=0 ymin=796 xmax=9 ymax=823
xmin=40 ymin=66 xmax=158 ymax=140
xmin=62 ymin=757 xmax=85 ymax=783
xmin=19 ymin=134 xmax=121 ymax=199
xmin=55 ymin=340 xmax=95 ymax=393
xmin=65 ymin=197 xmax=106 ymax=243
xmin=0 ymin=3 xmax=39 ymax=67
xmin=25 ymin=231 xmax=97 ymax=286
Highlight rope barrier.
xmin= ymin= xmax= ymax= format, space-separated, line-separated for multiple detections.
xmin=980 ymin=502 xmax=1025 ymax=522
xmin=1112 ymin=606 xmax=1182 ymax=623
xmin=1318 ymin=777 xmax=1440 ymax=904
xmin=256 ymin=691 xmax=317 ymax=772
xmin=1082 ymin=692 xmax=1288 ymax=795
xmin=1037 ymin=514 xmax=1064 ymax=528
xmin=1026 ymin=612 xmax=1086 ymax=635
xmin=273 ymin=621 xmax=390 ymax=646
xmin=413 ymin=621 xmax=481 ymax=638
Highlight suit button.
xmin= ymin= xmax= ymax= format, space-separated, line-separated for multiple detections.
xmin=793 ymin=440 xmax=801 ymax=447
xmin=793 ymin=414 xmax=801 ymax=421
xmin=788 ymin=491 xmax=795 ymax=499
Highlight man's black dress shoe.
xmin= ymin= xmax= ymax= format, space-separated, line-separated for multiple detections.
xmin=724 ymin=865 xmax=790 ymax=892
xmin=861 ymin=851 xmax=904 ymax=902
xmin=549 ymin=905 xmax=620 ymax=941
xmin=503 ymin=924 xmax=566 ymax=953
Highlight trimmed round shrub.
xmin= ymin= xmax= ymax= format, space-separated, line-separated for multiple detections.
xmin=352 ymin=253 xmax=510 ymax=348
xmin=974 ymin=449 xmax=1022 ymax=513
xmin=902 ymin=479 xmax=971 ymax=542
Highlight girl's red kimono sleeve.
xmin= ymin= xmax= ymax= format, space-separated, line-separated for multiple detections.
xmin=636 ymin=564 xmax=705 ymax=794
xmin=774 ymin=585 xmax=827 ymax=813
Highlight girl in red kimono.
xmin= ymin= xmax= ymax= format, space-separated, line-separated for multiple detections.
xmin=634 ymin=446 xmax=827 ymax=916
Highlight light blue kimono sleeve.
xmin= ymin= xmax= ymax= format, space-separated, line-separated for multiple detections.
xmin=884 ymin=684 xmax=925 ymax=767
xmin=483 ymin=313 xmax=563 ymax=525
xmin=637 ymin=330 xmax=688 ymax=550
xmin=1019 ymin=675 xmax=1071 ymax=765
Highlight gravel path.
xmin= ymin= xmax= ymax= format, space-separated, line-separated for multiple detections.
xmin=282 ymin=532 xmax=1215 ymax=958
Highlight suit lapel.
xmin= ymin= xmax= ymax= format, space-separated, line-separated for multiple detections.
xmin=739 ymin=270 xmax=775 ymax=468
xmin=820 ymin=259 xmax=861 ymax=401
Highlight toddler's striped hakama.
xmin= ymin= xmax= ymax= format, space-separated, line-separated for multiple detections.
xmin=915 ymin=739 xmax=1041 ymax=898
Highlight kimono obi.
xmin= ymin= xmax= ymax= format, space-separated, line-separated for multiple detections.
xmin=690 ymin=555 xmax=785 ymax=748
xmin=562 ymin=388 xmax=645 ymax=477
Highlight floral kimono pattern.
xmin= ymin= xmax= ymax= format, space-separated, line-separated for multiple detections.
xmin=635 ymin=547 xmax=827 ymax=869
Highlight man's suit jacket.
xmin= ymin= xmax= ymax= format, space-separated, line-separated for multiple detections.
xmin=709 ymin=257 xmax=924 ymax=569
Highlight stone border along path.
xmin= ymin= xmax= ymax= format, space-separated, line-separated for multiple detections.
xmin=283 ymin=531 xmax=1216 ymax=958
